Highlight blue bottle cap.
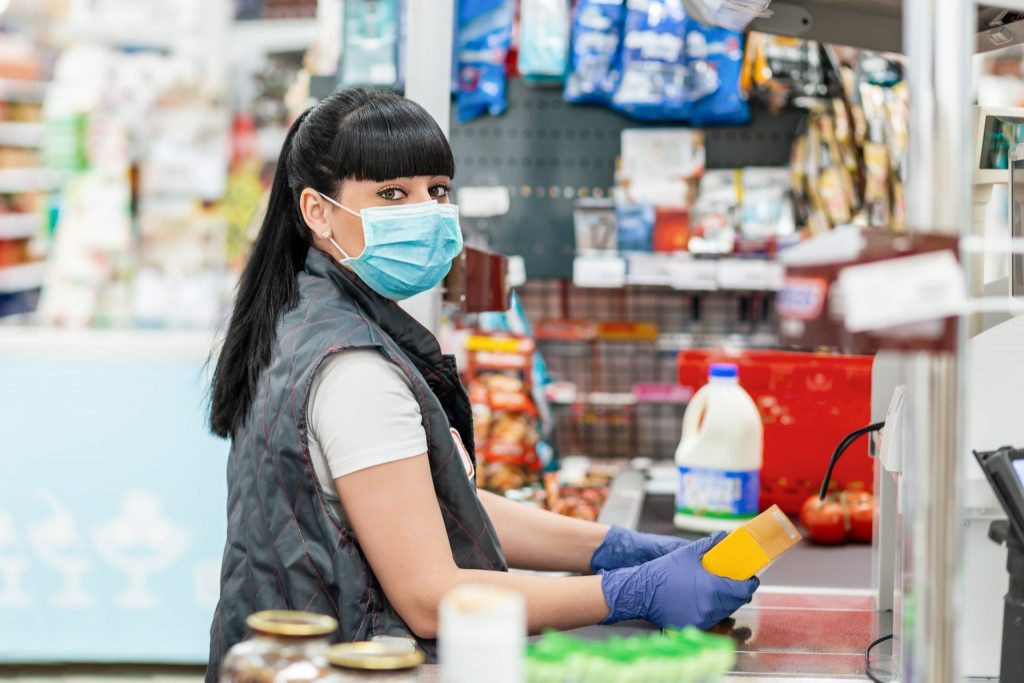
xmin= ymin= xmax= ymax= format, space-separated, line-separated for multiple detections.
xmin=709 ymin=363 xmax=738 ymax=379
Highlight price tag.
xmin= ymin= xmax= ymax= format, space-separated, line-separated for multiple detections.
xmin=668 ymin=259 xmax=718 ymax=291
xmin=717 ymin=259 xmax=778 ymax=290
xmin=626 ymin=253 xmax=674 ymax=285
xmin=456 ymin=186 xmax=511 ymax=218
xmin=573 ymin=255 xmax=627 ymax=288
xmin=837 ymin=250 xmax=967 ymax=333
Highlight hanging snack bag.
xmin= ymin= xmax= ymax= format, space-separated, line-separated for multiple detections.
xmin=686 ymin=23 xmax=750 ymax=126
xmin=612 ymin=0 xmax=690 ymax=121
xmin=564 ymin=0 xmax=628 ymax=105
xmin=519 ymin=0 xmax=571 ymax=84
xmin=456 ymin=0 xmax=515 ymax=123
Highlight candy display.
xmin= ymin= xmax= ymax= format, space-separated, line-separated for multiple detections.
xmin=788 ymin=50 xmax=908 ymax=233
xmin=467 ymin=333 xmax=544 ymax=492
xmin=526 ymin=629 xmax=736 ymax=683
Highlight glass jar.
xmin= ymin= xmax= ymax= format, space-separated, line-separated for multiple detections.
xmin=321 ymin=641 xmax=425 ymax=683
xmin=220 ymin=610 xmax=339 ymax=683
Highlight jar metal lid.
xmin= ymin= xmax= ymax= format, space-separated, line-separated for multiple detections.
xmin=328 ymin=642 xmax=425 ymax=671
xmin=246 ymin=610 xmax=338 ymax=637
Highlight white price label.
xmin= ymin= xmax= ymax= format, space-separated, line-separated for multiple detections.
xmin=837 ymin=250 xmax=967 ymax=333
xmin=626 ymin=253 xmax=675 ymax=286
xmin=668 ymin=260 xmax=718 ymax=290
xmin=717 ymin=259 xmax=778 ymax=290
xmin=573 ymin=255 xmax=627 ymax=288
xmin=457 ymin=186 xmax=511 ymax=218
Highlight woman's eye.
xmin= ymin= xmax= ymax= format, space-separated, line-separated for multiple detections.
xmin=378 ymin=187 xmax=407 ymax=201
xmin=430 ymin=184 xmax=451 ymax=198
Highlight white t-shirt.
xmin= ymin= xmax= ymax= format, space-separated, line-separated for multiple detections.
xmin=307 ymin=349 xmax=428 ymax=523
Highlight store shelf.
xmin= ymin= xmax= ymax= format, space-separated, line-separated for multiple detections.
xmin=0 ymin=122 xmax=45 ymax=148
xmin=0 ymin=212 xmax=40 ymax=239
xmin=573 ymin=254 xmax=784 ymax=291
xmin=0 ymin=260 xmax=45 ymax=292
xmin=0 ymin=78 xmax=48 ymax=103
xmin=231 ymin=18 xmax=318 ymax=55
xmin=0 ymin=168 xmax=61 ymax=192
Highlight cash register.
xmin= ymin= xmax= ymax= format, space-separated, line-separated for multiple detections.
xmin=973 ymin=446 xmax=1024 ymax=681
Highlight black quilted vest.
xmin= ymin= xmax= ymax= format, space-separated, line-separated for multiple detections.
xmin=206 ymin=248 xmax=508 ymax=680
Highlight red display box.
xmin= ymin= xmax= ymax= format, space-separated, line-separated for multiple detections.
xmin=677 ymin=349 xmax=874 ymax=515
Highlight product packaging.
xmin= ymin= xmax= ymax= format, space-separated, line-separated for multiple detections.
xmin=338 ymin=0 xmax=400 ymax=89
xmin=466 ymin=334 xmax=544 ymax=492
xmin=455 ymin=0 xmax=515 ymax=123
xmin=686 ymin=22 xmax=750 ymax=126
xmin=690 ymin=169 xmax=739 ymax=255
xmin=563 ymin=0 xmax=628 ymax=105
xmin=701 ymin=504 xmax=803 ymax=580
xmin=612 ymin=0 xmax=691 ymax=121
xmin=518 ymin=0 xmax=570 ymax=84
xmin=573 ymin=197 xmax=618 ymax=253
xmin=614 ymin=197 xmax=655 ymax=252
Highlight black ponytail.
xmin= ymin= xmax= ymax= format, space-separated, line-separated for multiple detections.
xmin=209 ymin=88 xmax=456 ymax=438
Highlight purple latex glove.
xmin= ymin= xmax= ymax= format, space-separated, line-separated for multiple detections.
xmin=591 ymin=524 xmax=690 ymax=572
xmin=599 ymin=531 xmax=760 ymax=630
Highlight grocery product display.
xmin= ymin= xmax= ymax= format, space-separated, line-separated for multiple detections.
xmin=2 ymin=1 xmax=1014 ymax=682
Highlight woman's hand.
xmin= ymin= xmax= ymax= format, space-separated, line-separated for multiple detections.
xmin=599 ymin=532 xmax=759 ymax=630
xmin=590 ymin=525 xmax=690 ymax=572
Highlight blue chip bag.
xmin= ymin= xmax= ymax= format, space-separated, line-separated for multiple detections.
xmin=455 ymin=0 xmax=515 ymax=123
xmin=564 ymin=0 xmax=628 ymax=105
xmin=686 ymin=23 xmax=750 ymax=126
xmin=616 ymin=201 xmax=655 ymax=252
xmin=612 ymin=0 xmax=690 ymax=121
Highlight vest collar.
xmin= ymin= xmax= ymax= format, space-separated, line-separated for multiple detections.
xmin=304 ymin=247 xmax=455 ymax=396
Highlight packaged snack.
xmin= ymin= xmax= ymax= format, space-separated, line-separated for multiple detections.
xmin=518 ymin=0 xmax=570 ymax=83
xmin=613 ymin=0 xmax=690 ymax=121
xmin=741 ymin=167 xmax=795 ymax=239
xmin=615 ymin=198 xmax=655 ymax=252
xmin=574 ymin=197 xmax=618 ymax=253
xmin=691 ymin=169 xmax=739 ymax=255
xmin=652 ymin=206 xmax=690 ymax=252
xmin=686 ymin=22 xmax=750 ymax=126
xmin=456 ymin=0 xmax=515 ymax=123
xmin=564 ymin=0 xmax=628 ymax=105
xmin=338 ymin=0 xmax=400 ymax=89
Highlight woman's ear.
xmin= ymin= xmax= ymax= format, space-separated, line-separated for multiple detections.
xmin=299 ymin=188 xmax=332 ymax=238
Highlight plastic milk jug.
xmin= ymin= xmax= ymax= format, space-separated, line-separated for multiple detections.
xmin=674 ymin=363 xmax=764 ymax=533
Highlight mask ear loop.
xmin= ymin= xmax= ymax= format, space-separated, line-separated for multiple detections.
xmin=317 ymin=191 xmax=362 ymax=262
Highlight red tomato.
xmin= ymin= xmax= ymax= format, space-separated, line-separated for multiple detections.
xmin=799 ymin=494 xmax=849 ymax=544
xmin=843 ymin=492 xmax=875 ymax=543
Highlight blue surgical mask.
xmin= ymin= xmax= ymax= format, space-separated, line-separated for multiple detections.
xmin=318 ymin=193 xmax=463 ymax=301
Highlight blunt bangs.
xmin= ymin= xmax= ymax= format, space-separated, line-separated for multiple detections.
xmin=330 ymin=94 xmax=456 ymax=183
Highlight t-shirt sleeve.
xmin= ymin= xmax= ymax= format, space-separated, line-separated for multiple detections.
xmin=307 ymin=348 xmax=428 ymax=479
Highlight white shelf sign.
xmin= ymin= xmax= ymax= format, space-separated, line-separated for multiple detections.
xmin=573 ymin=255 xmax=627 ymax=288
xmin=668 ymin=260 xmax=718 ymax=291
xmin=837 ymin=250 xmax=967 ymax=333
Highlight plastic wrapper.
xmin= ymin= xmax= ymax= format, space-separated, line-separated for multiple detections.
xmin=564 ymin=0 xmax=628 ymax=105
xmin=686 ymin=23 xmax=750 ymax=126
xmin=338 ymin=0 xmax=400 ymax=89
xmin=518 ymin=0 xmax=570 ymax=83
xmin=612 ymin=0 xmax=690 ymax=121
xmin=456 ymin=0 xmax=515 ymax=123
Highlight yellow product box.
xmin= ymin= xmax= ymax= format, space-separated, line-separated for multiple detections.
xmin=701 ymin=504 xmax=803 ymax=581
